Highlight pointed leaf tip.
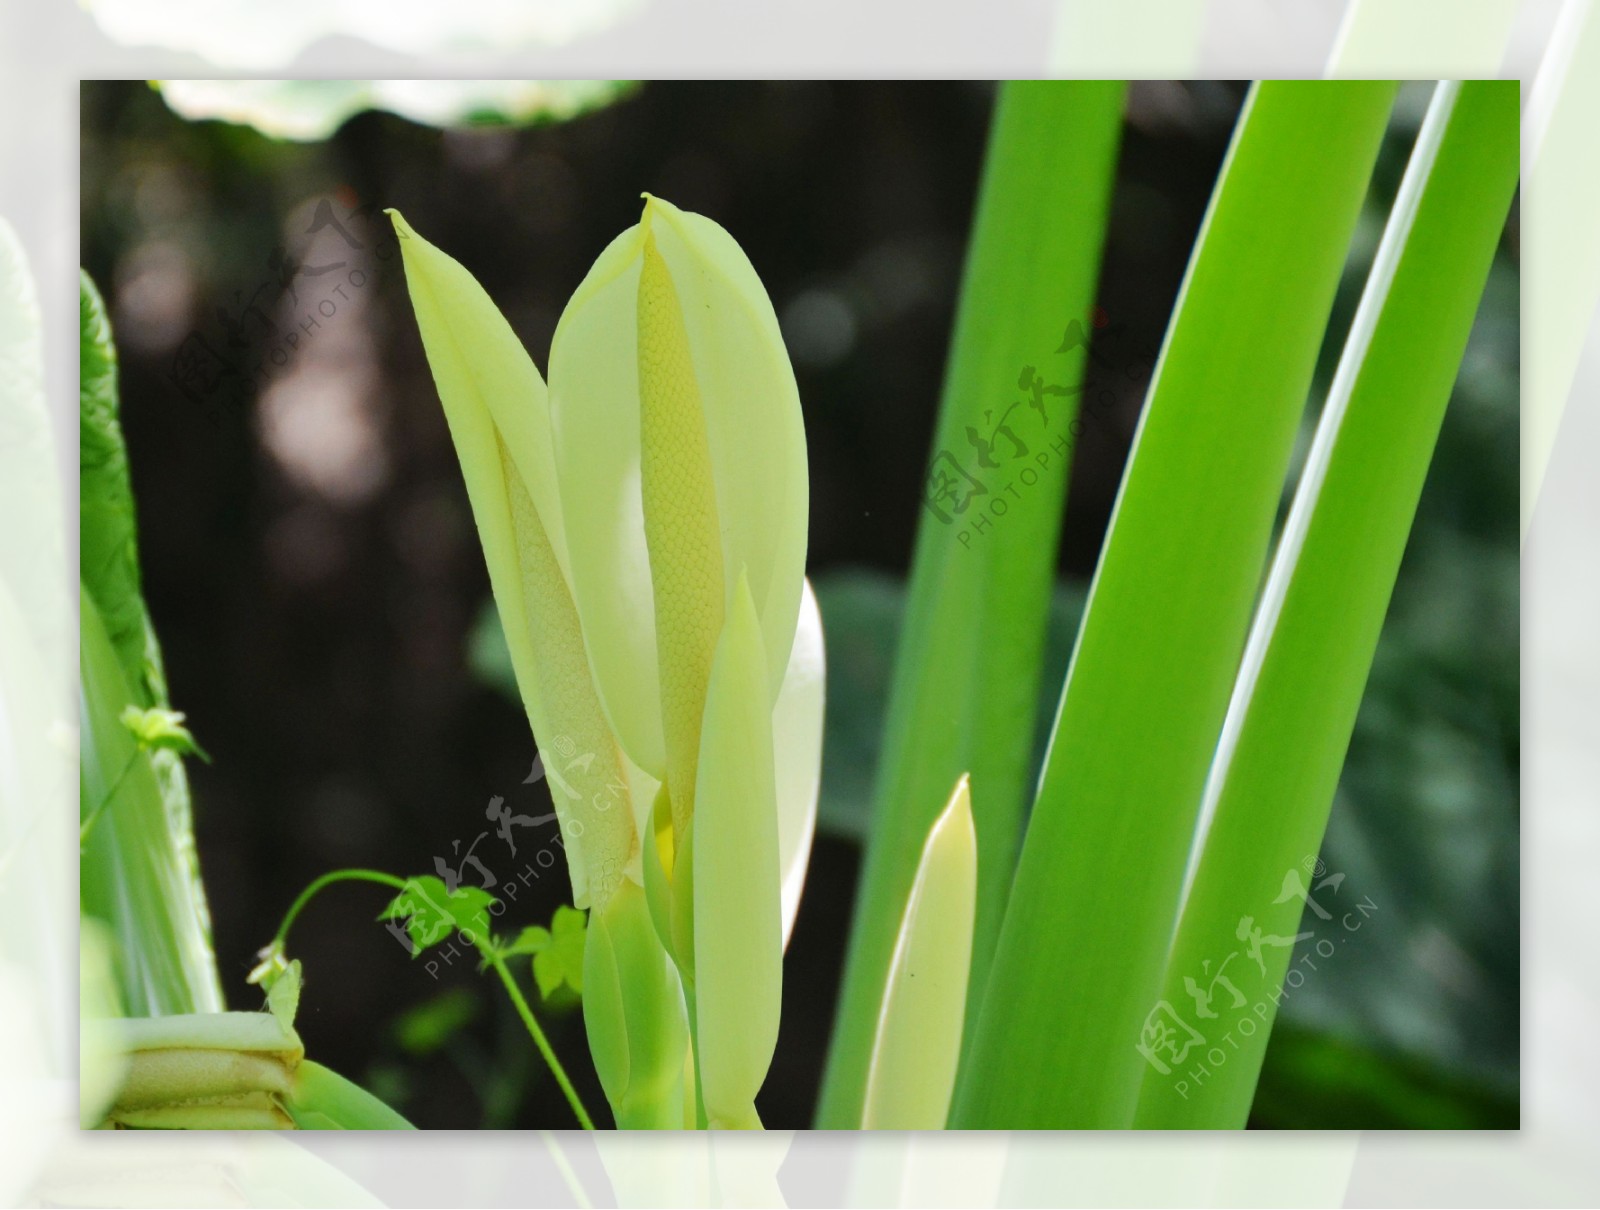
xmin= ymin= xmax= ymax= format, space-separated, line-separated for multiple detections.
xmin=549 ymin=197 xmax=808 ymax=785
xmin=861 ymin=773 xmax=977 ymax=1129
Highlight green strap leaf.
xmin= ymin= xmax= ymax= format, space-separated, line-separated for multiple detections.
xmin=952 ymin=80 xmax=1398 ymax=1129
xmin=1132 ymin=79 xmax=1521 ymax=1129
xmin=79 ymin=271 xmax=168 ymax=710
xmin=818 ymin=78 xmax=1126 ymax=1128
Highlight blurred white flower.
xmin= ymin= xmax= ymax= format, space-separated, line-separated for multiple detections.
xmin=154 ymin=79 xmax=635 ymax=142
xmin=86 ymin=0 xmax=644 ymax=72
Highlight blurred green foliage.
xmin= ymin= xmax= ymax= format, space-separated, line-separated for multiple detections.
xmin=394 ymin=987 xmax=479 ymax=1057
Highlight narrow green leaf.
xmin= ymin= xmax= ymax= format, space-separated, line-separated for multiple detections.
xmin=389 ymin=210 xmax=637 ymax=912
xmin=79 ymin=270 xmax=166 ymax=709
xmin=952 ymin=81 xmax=1398 ymax=1129
xmin=79 ymin=271 xmax=218 ymax=1012
xmin=818 ymin=79 xmax=1125 ymax=1128
xmin=860 ymin=774 xmax=977 ymax=1130
xmin=1132 ymin=80 xmax=1520 ymax=1128
xmin=79 ymin=584 xmax=223 ymax=1016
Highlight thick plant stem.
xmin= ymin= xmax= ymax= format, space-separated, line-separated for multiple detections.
xmin=683 ymin=981 xmax=709 ymax=1129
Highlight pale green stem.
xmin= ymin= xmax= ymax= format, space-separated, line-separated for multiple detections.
xmin=271 ymin=867 xmax=406 ymax=950
xmin=78 ymin=750 xmax=138 ymax=846
xmin=481 ymin=945 xmax=595 ymax=1130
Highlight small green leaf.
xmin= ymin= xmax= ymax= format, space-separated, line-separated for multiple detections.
xmin=264 ymin=959 xmax=303 ymax=1031
xmin=378 ymin=875 xmax=497 ymax=957
xmin=119 ymin=704 xmax=211 ymax=762
xmin=532 ymin=950 xmax=564 ymax=999
xmin=532 ymin=905 xmax=586 ymax=998
xmin=498 ymin=924 xmax=553 ymax=958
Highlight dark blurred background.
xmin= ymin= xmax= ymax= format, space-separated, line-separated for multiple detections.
xmin=80 ymin=80 xmax=1519 ymax=1129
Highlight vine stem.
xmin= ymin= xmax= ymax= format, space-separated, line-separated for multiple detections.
xmin=271 ymin=867 xmax=407 ymax=950
xmin=270 ymin=866 xmax=596 ymax=1130
xmin=480 ymin=943 xmax=595 ymax=1130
